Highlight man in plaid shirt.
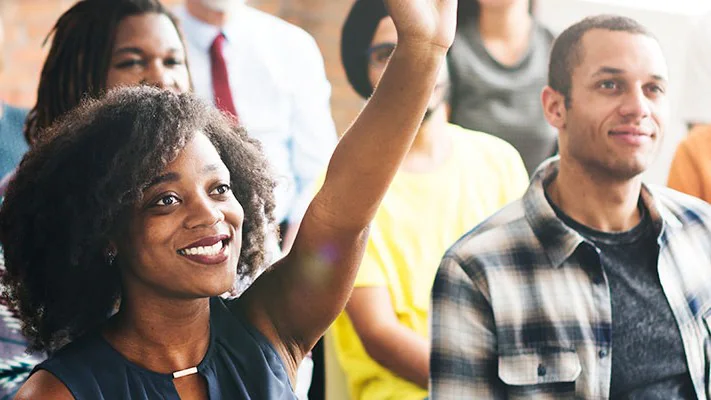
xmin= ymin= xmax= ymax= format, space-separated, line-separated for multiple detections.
xmin=431 ymin=14 xmax=711 ymax=399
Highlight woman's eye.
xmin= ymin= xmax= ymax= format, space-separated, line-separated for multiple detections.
xmin=115 ymin=59 xmax=145 ymax=69
xmin=153 ymin=195 xmax=180 ymax=207
xmin=212 ymin=184 xmax=232 ymax=196
xmin=165 ymin=58 xmax=184 ymax=66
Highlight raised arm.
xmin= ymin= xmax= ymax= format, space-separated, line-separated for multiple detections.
xmin=239 ymin=0 xmax=457 ymax=370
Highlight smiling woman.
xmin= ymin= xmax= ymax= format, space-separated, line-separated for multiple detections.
xmin=2 ymin=88 xmax=275 ymax=398
xmin=0 ymin=0 xmax=458 ymax=398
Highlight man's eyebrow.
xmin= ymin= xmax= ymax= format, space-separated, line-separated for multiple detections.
xmin=592 ymin=66 xmax=625 ymax=77
xmin=591 ymin=66 xmax=668 ymax=82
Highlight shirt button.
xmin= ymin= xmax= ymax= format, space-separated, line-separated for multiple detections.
xmin=537 ymin=364 xmax=547 ymax=376
xmin=599 ymin=349 xmax=609 ymax=358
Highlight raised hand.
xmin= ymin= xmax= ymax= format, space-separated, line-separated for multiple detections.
xmin=384 ymin=0 xmax=457 ymax=51
xmin=241 ymin=0 xmax=459 ymax=373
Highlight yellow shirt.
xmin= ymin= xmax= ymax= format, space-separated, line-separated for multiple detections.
xmin=331 ymin=124 xmax=529 ymax=400
xmin=668 ymin=125 xmax=711 ymax=203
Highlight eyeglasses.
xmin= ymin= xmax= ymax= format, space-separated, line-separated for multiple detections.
xmin=366 ymin=42 xmax=396 ymax=68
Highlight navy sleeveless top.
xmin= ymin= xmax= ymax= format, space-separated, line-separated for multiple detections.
xmin=33 ymin=297 xmax=297 ymax=399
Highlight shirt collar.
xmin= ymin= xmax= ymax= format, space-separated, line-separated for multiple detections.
xmin=174 ymin=5 xmax=244 ymax=51
xmin=524 ymin=157 xmax=670 ymax=268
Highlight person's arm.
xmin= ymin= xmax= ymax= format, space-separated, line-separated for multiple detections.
xmin=667 ymin=138 xmax=704 ymax=199
xmin=347 ymin=287 xmax=429 ymax=388
xmin=430 ymin=255 xmax=499 ymax=398
xmin=239 ymin=0 xmax=457 ymax=373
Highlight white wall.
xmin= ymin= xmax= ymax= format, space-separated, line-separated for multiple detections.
xmin=537 ymin=0 xmax=711 ymax=184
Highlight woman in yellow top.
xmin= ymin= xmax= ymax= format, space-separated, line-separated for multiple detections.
xmin=332 ymin=1 xmax=530 ymax=399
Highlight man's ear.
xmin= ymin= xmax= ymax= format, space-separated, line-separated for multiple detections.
xmin=541 ymin=86 xmax=567 ymax=130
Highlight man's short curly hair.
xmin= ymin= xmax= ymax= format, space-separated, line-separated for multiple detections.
xmin=0 ymin=87 xmax=276 ymax=353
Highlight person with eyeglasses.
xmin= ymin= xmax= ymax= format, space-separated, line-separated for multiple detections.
xmin=326 ymin=1 xmax=528 ymax=399
xmin=448 ymin=0 xmax=557 ymax=175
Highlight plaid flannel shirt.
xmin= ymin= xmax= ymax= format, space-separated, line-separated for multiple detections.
xmin=430 ymin=158 xmax=711 ymax=399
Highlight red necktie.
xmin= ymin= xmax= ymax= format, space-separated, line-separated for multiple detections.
xmin=210 ymin=33 xmax=238 ymax=121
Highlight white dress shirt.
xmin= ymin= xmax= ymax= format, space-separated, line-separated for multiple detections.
xmin=174 ymin=5 xmax=337 ymax=224
xmin=680 ymin=10 xmax=711 ymax=126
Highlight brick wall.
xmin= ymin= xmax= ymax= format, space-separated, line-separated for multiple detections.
xmin=0 ymin=0 xmax=361 ymax=133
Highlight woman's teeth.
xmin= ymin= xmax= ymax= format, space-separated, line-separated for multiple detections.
xmin=179 ymin=241 xmax=224 ymax=256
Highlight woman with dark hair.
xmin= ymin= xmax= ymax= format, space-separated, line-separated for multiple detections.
xmin=25 ymin=0 xmax=191 ymax=146
xmin=0 ymin=1 xmax=190 ymax=397
xmin=448 ymin=0 xmax=556 ymax=175
xmin=3 ymin=0 xmax=456 ymax=398
xmin=0 ymin=0 xmax=190 ymax=189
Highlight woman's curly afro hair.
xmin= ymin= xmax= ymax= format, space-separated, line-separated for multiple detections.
xmin=0 ymin=86 xmax=276 ymax=353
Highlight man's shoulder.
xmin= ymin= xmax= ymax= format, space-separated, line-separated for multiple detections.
xmin=444 ymin=199 xmax=538 ymax=271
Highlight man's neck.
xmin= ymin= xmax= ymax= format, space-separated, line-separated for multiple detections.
xmin=478 ymin=1 xmax=532 ymax=41
xmin=103 ymin=288 xmax=212 ymax=374
xmin=546 ymin=157 xmax=643 ymax=232
xmin=401 ymin=107 xmax=452 ymax=173
xmin=186 ymin=1 xmax=231 ymax=27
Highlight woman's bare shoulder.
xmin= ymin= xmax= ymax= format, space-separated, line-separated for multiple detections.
xmin=14 ymin=369 xmax=73 ymax=400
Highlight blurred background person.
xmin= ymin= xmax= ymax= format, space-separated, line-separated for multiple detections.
xmin=175 ymin=0 xmax=338 ymax=252
xmin=448 ymin=0 xmax=556 ymax=175
xmin=667 ymin=10 xmax=711 ymax=202
xmin=327 ymin=1 xmax=528 ymax=399
xmin=24 ymin=0 xmax=191 ymax=146
xmin=667 ymin=127 xmax=711 ymax=202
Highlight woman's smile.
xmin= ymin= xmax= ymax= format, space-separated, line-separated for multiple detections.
xmin=177 ymin=234 xmax=232 ymax=265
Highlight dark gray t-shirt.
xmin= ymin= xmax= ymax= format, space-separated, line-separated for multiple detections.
xmin=447 ymin=19 xmax=557 ymax=175
xmin=548 ymin=196 xmax=694 ymax=399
